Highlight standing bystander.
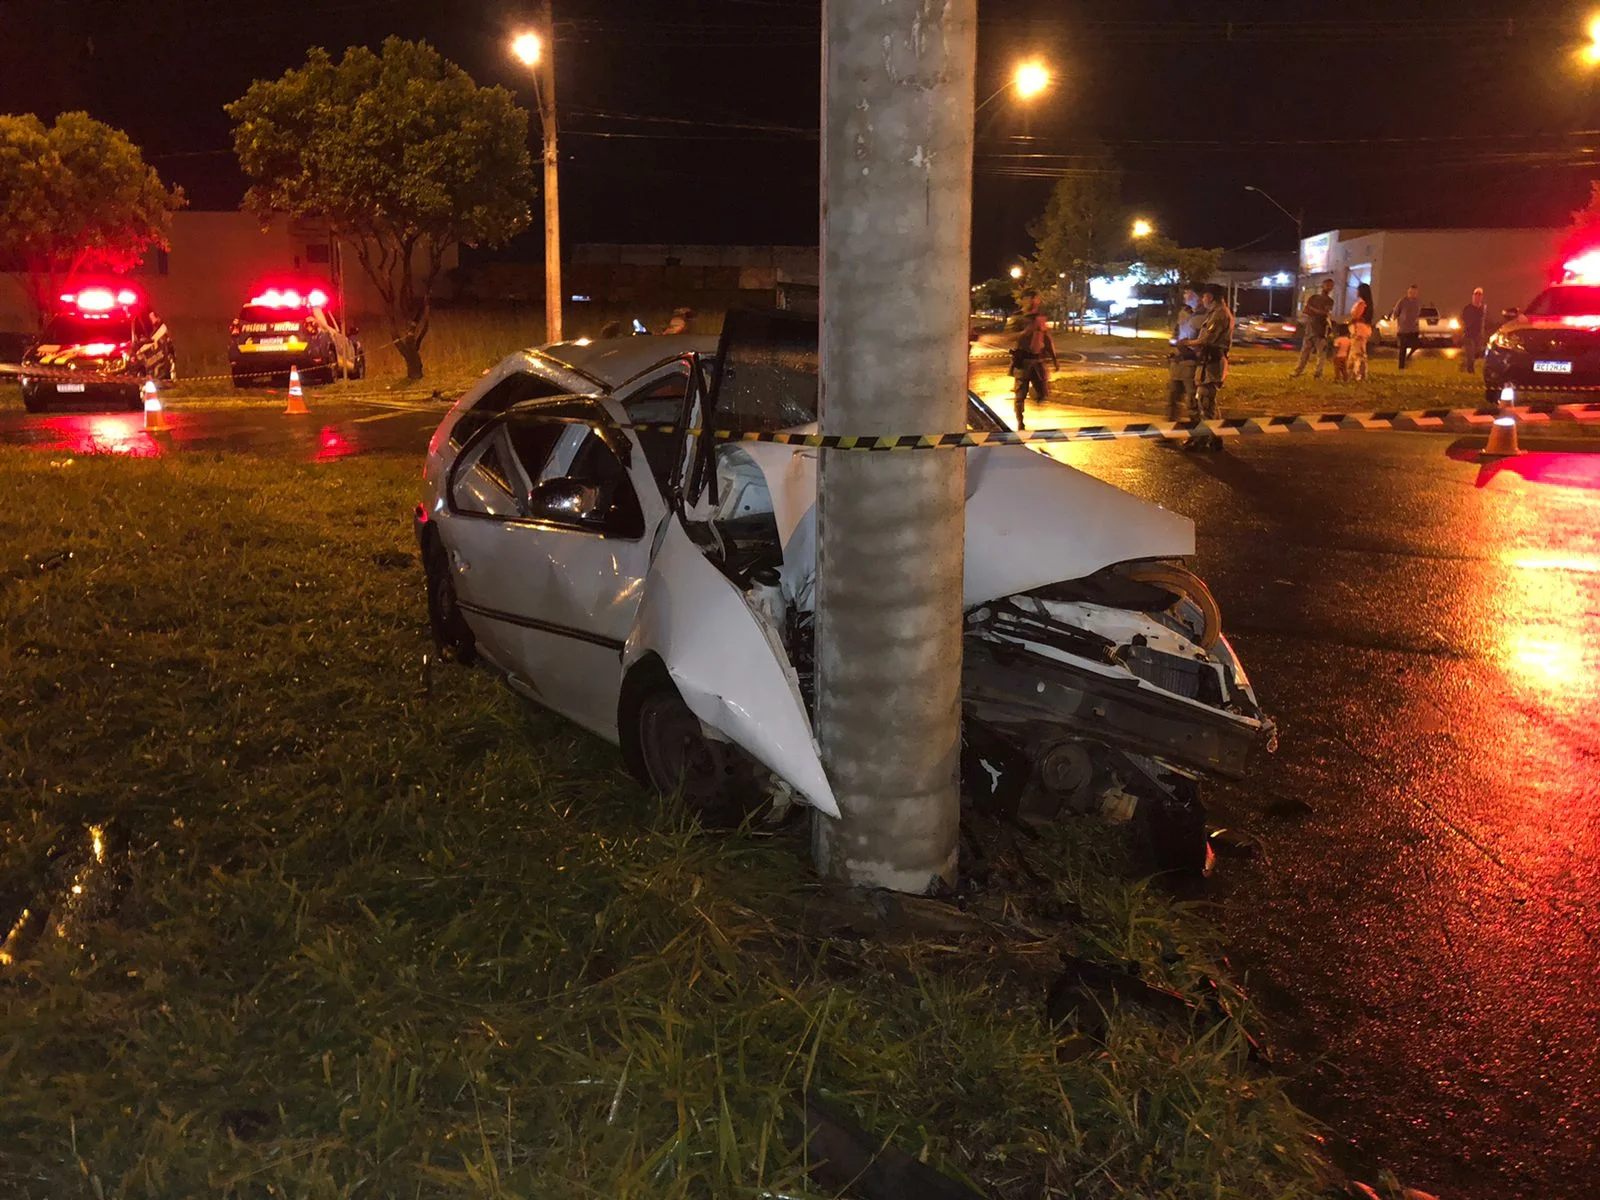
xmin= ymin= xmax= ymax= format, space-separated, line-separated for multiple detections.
xmin=1391 ymin=284 xmax=1422 ymax=369
xmin=1458 ymin=287 xmax=1487 ymax=374
xmin=1348 ymin=281 xmax=1375 ymax=381
xmin=1291 ymin=278 xmax=1337 ymax=378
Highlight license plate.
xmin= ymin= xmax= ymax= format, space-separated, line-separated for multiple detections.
xmin=1533 ymin=360 xmax=1573 ymax=374
xmin=55 ymin=383 xmax=86 ymax=393
xmin=255 ymin=338 xmax=286 ymax=349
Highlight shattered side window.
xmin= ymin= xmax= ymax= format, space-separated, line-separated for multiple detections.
xmin=712 ymin=308 xmax=818 ymax=432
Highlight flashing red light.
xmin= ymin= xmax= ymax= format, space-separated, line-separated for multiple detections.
xmin=1558 ymin=315 xmax=1600 ymax=328
xmin=62 ymin=286 xmax=139 ymax=313
xmin=1561 ymin=250 xmax=1600 ymax=284
xmin=77 ymin=343 xmax=125 ymax=356
xmin=250 ymin=287 xmax=331 ymax=310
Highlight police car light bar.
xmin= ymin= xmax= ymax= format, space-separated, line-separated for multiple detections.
xmin=250 ymin=287 xmax=330 ymax=309
xmin=1560 ymin=250 xmax=1600 ymax=284
xmin=61 ymin=287 xmax=139 ymax=311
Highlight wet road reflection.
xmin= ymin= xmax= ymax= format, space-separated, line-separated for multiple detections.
xmin=0 ymin=403 xmax=443 ymax=461
xmin=1042 ymin=432 xmax=1600 ymax=1197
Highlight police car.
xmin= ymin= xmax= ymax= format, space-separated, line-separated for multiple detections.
xmin=1483 ymin=253 xmax=1600 ymax=403
xmin=18 ymin=286 xmax=175 ymax=412
xmin=228 ymin=285 xmax=364 ymax=387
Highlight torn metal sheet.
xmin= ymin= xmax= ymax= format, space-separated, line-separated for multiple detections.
xmin=624 ymin=517 xmax=838 ymax=817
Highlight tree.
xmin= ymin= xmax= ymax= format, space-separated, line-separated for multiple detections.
xmin=1133 ymin=236 xmax=1223 ymax=309
xmin=0 ymin=112 xmax=184 ymax=325
xmin=228 ymin=38 xmax=536 ymax=379
xmin=1027 ymin=159 xmax=1124 ymax=313
xmin=971 ymin=276 xmax=1015 ymax=312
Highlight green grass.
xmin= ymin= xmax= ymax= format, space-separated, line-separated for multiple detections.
xmin=0 ymin=450 xmax=1333 ymax=1198
xmin=1057 ymin=345 xmax=1489 ymax=417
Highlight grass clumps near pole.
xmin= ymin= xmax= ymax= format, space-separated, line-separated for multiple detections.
xmin=1 ymin=449 xmax=1333 ymax=1198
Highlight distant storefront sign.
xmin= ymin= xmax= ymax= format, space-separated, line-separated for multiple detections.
xmin=1301 ymin=232 xmax=1333 ymax=276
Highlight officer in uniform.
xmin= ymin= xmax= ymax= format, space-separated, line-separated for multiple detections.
xmin=1183 ymin=283 xmax=1234 ymax=451
xmin=1166 ymin=284 xmax=1205 ymax=420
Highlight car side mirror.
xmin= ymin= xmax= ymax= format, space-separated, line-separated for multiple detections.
xmin=528 ymin=478 xmax=603 ymax=523
xmin=1501 ymin=307 xmax=1519 ymax=320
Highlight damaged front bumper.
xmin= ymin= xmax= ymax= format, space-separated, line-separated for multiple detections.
xmin=963 ymin=594 xmax=1276 ymax=782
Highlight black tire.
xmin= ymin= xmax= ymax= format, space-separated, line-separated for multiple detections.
xmin=21 ymin=388 xmax=47 ymax=414
xmin=231 ymin=370 xmax=249 ymax=390
xmin=619 ymin=660 xmax=766 ymax=827
xmin=421 ymin=536 xmax=476 ymax=664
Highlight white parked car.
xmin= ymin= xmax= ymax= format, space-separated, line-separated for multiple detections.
xmin=1374 ymin=305 xmax=1458 ymax=347
xmin=417 ymin=313 xmax=1275 ymax=867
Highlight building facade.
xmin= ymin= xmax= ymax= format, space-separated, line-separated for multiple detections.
xmin=1298 ymin=227 xmax=1566 ymax=320
xmin=1 ymin=210 xmax=457 ymax=327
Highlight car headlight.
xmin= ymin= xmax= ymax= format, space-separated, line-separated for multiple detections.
xmin=1448 ymin=317 xmax=1461 ymax=330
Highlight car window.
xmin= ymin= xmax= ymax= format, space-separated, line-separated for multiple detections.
xmin=451 ymin=370 xmax=577 ymax=447
xmin=1523 ymin=286 xmax=1600 ymax=317
xmin=1420 ymin=307 xmax=1439 ymax=319
xmin=457 ymin=414 xmax=645 ymax=539
xmin=620 ymin=362 xmax=700 ymax=495
xmin=450 ymin=427 xmax=525 ymax=519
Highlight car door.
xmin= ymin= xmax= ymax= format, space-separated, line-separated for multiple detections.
xmin=443 ymin=407 xmax=663 ymax=740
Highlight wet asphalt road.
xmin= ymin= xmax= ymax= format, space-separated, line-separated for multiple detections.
xmin=1038 ymin=430 xmax=1600 ymax=1198
xmin=4 ymin=395 xmax=1599 ymax=1197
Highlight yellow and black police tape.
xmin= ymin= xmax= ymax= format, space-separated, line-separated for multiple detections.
xmin=631 ymin=400 xmax=1600 ymax=449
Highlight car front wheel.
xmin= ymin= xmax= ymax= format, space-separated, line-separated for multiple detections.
xmin=621 ymin=661 xmax=766 ymax=827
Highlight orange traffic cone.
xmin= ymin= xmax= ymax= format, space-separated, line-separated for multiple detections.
xmin=284 ymin=365 xmax=309 ymax=415
xmin=1482 ymin=384 xmax=1520 ymax=458
xmin=142 ymin=379 xmax=170 ymax=434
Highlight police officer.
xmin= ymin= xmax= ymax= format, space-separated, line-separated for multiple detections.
xmin=1182 ymin=283 xmax=1234 ymax=451
xmin=1166 ymin=283 xmax=1205 ymax=420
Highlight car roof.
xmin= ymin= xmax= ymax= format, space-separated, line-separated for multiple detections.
xmin=535 ymin=334 xmax=718 ymax=390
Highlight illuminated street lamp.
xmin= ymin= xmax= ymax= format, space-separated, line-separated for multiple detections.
xmin=1014 ymin=61 xmax=1050 ymax=100
xmin=976 ymin=60 xmax=1052 ymax=113
xmin=1131 ymin=218 xmax=1154 ymax=239
xmin=511 ymin=31 xmax=541 ymax=66
xmin=1009 ymin=265 xmax=1024 ymax=280
xmin=512 ymin=18 xmax=562 ymax=343
xmin=1582 ymin=13 xmax=1600 ymax=63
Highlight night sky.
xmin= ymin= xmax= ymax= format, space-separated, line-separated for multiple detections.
xmin=5 ymin=0 xmax=1599 ymax=278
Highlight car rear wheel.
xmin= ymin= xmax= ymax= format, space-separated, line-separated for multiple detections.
xmin=621 ymin=661 xmax=767 ymax=827
xmin=421 ymin=537 xmax=476 ymax=664
xmin=21 ymin=388 xmax=47 ymax=413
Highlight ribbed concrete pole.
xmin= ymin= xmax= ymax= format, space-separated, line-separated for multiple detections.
xmin=812 ymin=0 xmax=975 ymax=891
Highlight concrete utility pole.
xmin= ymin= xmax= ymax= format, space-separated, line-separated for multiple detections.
xmin=512 ymin=6 xmax=563 ymax=344
xmin=812 ymin=0 xmax=976 ymax=892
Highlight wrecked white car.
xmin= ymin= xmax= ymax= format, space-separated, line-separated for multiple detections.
xmin=417 ymin=313 xmax=1274 ymax=861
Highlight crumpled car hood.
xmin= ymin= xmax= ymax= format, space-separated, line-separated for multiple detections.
xmin=720 ymin=439 xmax=1195 ymax=607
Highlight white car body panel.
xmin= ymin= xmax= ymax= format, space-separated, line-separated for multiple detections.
xmin=624 ymin=517 xmax=839 ymax=817
xmin=699 ymin=438 xmax=1195 ymax=609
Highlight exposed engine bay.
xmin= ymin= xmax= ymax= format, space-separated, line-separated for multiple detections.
xmin=678 ymin=440 xmax=1277 ymax=872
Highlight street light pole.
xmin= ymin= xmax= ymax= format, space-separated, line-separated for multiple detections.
xmin=813 ymin=0 xmax=976 ymax=891
xmin=1245 ymin=184 xmax=1303 ymax=303
xmin=513 ymin=11 xmax=562 ymax=344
